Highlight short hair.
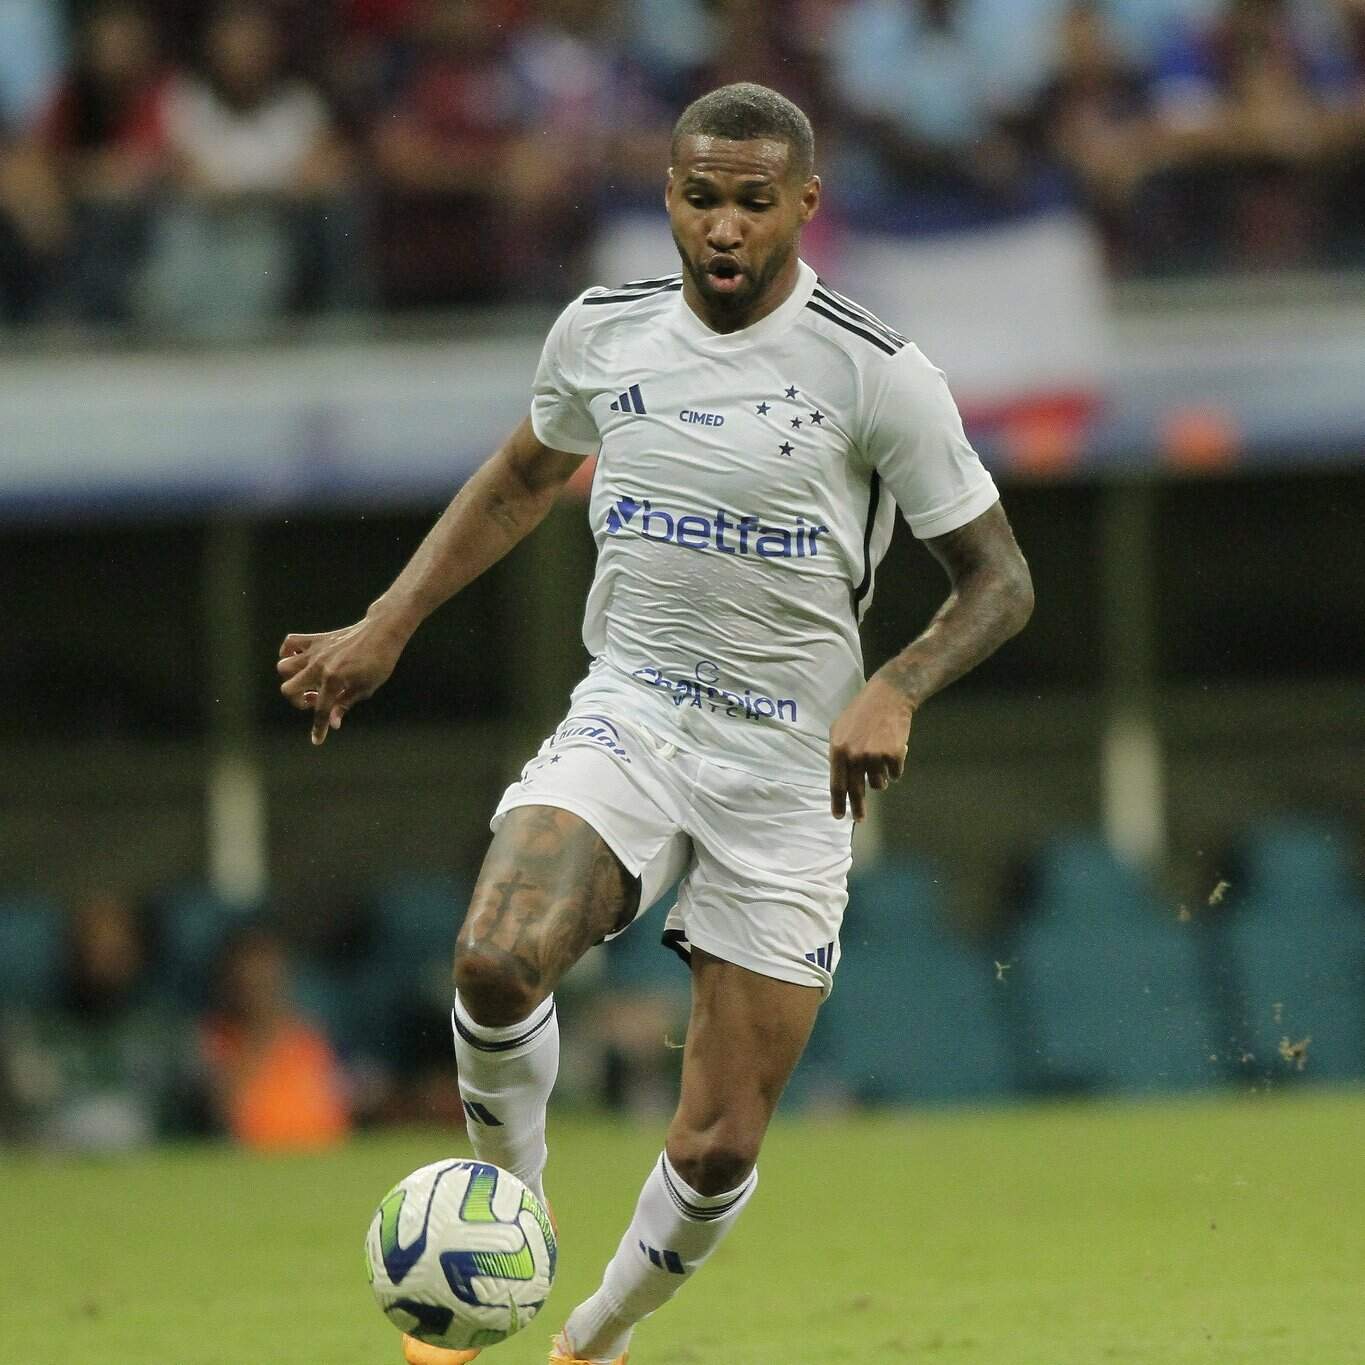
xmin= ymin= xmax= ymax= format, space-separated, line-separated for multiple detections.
xmin=671 ymin=83 xmax=815 ymax=181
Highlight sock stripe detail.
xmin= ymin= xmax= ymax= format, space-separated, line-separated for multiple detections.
xmin=638 ymin=1241 xmax=687 ymax=1274
xmin=658 ymin=1154 xmax=752 ymax=1222
xmin=452 ymin=1000 xmax=556 ymax=1053
xmin=461 ymin=1099 xmax=504 ymax=1126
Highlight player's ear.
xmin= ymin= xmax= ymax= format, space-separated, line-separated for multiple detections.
xmin=664 ymin=168 xmax=675 ymax=212
xmin=799 ymin=174 xmax=821 ymax=226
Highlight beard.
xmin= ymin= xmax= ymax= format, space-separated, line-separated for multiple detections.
xmin=671 ymin=230 xmax=796 ymax=322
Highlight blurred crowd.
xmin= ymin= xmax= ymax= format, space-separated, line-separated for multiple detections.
xmin=0 ymin=881 xmax=683 ymax=1152
xmin=0 ymin=0 xmax=1363 ymax=335
xmin=0 ymin=893 xmax=356 ymax=1150
xmin=5 ymin=815 xmax=1360 ymax=1150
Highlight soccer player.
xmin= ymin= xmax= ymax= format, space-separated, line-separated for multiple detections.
xmin=278 ymin=83 xmax=1033 ymax=1365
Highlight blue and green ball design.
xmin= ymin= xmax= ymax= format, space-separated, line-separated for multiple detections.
xmin=365 ymin=1160 xmax=557 ymax=1351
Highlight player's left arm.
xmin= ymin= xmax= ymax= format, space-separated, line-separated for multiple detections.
xmin=828 ymin=501 xmax=1033 ymax=820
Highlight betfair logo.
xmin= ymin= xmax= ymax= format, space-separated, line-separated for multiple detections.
xmin=603 ymin=496 xmax=828 ymax=559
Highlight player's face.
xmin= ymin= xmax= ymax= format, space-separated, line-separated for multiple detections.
xmin=666 ymin=135 xmax=820 ymax=329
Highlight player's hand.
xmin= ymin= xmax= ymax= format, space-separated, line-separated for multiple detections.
xmin=276 ymin=617 xmax=406 ymax=746
xmin=828 ymin=676 xmax=913 ymax=821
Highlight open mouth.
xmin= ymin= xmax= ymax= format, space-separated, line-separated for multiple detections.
xmin=705 ymin=257 xmax=745 ymax=294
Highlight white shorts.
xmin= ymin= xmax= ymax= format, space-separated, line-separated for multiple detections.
xmin=491 ymin=708 xmax=853 ymax=995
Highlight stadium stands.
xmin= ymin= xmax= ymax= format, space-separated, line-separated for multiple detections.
xmin=1210 ymin=817 xmax=1365 ymax=1085
xmin=148 ymin=882 xmax=259 ymax=1010
xmin=3 ymin=0 xmax=1362 ymax=332
xmin=0 ymin=891 xmax=62 ymax=1009
xmin=1009 ymin=832 xmax=1222 ymax=1096
xmin=817 ymin=858 xmax=1020 ymax=1105
xmin=4 ymin=810 xmax=1365 ymax=1145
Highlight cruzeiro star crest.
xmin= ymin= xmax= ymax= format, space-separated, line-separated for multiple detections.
xmin=755 ymin=383 xmax=825 ymax=457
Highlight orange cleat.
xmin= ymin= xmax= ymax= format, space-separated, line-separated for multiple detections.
xmin=547 ymin=1332 xmax=628 ymax=1364
xmin=401 ymin=1336 xmax=481 ymax=1365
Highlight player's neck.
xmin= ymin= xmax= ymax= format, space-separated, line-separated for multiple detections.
xmin=683 ymin=254 xmax=802 ymax=335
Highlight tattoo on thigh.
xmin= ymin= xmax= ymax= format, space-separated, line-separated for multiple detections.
xmin=458 ymin=806 xmax=639 ymax=993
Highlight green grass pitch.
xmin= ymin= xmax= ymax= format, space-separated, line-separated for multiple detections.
xmin=5 ymin=1089 xmax=1363 ymax=1365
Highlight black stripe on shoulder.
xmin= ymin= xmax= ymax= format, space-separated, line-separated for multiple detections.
xmin=621 ymin=272 xmax=683 ymax=290
xmin=812 ymin=283 xmax=907 ymax=345
xmin=581 ymin=281 xmax=683 ymax=306
xmin=805 ymin=300 xmax=901 ymax=356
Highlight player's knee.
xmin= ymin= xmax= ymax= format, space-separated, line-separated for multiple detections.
xmin=667 ymin=1130 xmax=760 ymax=1197
xmin=452 ymin=945 xmax=545 ymax=1027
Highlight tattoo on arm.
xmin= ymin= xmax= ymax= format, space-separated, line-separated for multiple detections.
xmin=881 ymin=502 xmax=1034 ymax=710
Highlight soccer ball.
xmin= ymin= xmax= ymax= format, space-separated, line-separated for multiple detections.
xmin=365 ymin=1159 xmax=557 ymax=1352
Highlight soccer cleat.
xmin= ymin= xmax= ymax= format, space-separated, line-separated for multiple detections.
xmin=401 ymin=1336 xmax=480 ymax=1365
xmin=548 ymin=1332 xmax=628 ymax=1364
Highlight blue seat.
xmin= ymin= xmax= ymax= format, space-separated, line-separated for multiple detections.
xmin=344 ymin=873 xmax=473 ymax=1060
xmin=818 ymin=859 xmax=1018 ymax=1105
xmin=371 ymin=872 xmax=467 ymax=969
xmin=1012 ymin=833 xmax=1220 ymax=1096
xmin=0 ymin=893 xmax=62 ymax=1010
xmin=290 ymin=958 xmax=399 ymax=1058
xmin=1218 ymin=818 xmax=1365 ymax=1084
xmin=149 ymin=884 xmax=258 ymax=1009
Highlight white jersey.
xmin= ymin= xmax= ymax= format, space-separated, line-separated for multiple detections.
xmin=529 ymin=259 xmax=999 ymax=788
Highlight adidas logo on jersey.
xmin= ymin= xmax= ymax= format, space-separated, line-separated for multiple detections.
xmin=608 ymin=383 xmax=647 ymax=415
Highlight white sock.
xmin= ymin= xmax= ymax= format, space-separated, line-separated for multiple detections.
xmin=451 ymin=992 xmax=558 ymax=1208
xmin=563 ymin=1150 xmax=758 ymax=1362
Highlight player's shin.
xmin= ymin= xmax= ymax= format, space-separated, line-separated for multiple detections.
xmin=562 ymin=1150 xmax=757 ymax=1361
xmin=451 ymin=992 xmax=558 ymax=1208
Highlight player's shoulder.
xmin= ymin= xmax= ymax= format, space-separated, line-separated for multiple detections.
xmin=799 ymin=277 xmax=914 ymax=368
xmin=581 ymin=271 xmax=684 ymax=304
xmin=561 ymin=272 xmax=684 ymax=330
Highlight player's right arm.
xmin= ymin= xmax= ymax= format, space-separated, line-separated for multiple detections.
xmin=276 ymin=416 xmax=587 ymax=745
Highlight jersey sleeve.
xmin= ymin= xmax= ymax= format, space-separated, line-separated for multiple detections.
xmin=859 ymin=343 xmax=999 ymax=540
xmin=529 ymin=295 xmax=600 ymax=456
